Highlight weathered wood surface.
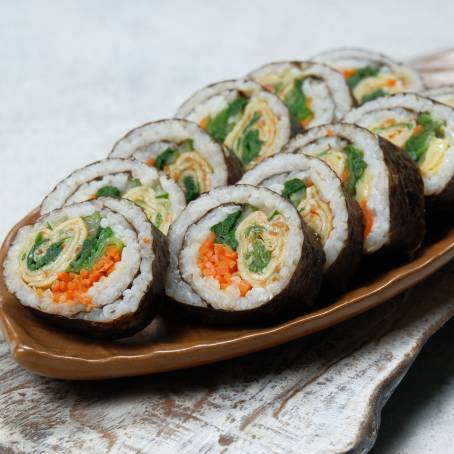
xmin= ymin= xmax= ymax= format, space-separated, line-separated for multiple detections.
xmin=1 ymin=263 xmax=454 ymax=453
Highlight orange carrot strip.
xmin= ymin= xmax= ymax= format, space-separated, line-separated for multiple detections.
xmin=360 ymin=200 xmax=373 ymax=239
xmin=342 ymin=68 xmax=357 ymax=79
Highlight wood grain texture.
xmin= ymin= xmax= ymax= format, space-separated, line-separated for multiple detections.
xmin=1 ymin=262 xmax=454 ymax=453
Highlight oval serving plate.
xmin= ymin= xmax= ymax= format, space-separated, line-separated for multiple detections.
xmin=2 ymin=51 xmax=454 ymax=380
xmin=1 ymin=207 xmax=454 ymax=380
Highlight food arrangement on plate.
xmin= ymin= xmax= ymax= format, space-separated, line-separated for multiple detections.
xmin=3 ymin=48 xmax=454 ymax=342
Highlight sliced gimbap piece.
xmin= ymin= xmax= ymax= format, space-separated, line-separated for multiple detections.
xmin=240 ymin=153 xmax=363 ymax=292
xmin=248 ymin=61 xmax=353 ymax=128
xmin=41 ymin=158 xmax=185 ymax=235
xmin=313 ymin=48 xmax=424 ymax=105
xmin=3 ymin=198 xmax=167 ymax=339
xmin=421 ymin=85 xmax=454 ymax=108
xmin=344 ymin=93 xmax=454 ymax=209
xmin=109 ymin=119 xmax=242 ymax=202
xmin=165 ymin=185 xmax=324 ymax=323
xmin=283 ymin=123 xmax=425 ymax=255
xmin=176 ymin=79 xmax=297 ymax=170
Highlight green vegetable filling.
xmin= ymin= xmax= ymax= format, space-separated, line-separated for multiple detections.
xmin=68 ymin=214 xmax=123 ymax=273
xmin=207 ymin=96 xmax=248 ymax=142
xmin=128 ymin=178 xmax=142 ymax=188
xmin=155 ymin=212 xmax=163 ymax=229
xmin=361 ymin=88 xmax=387 ymax=104
xmin=182 ymin=175 xmax=200 ymax=202
xmin=268 ymin=210 xmax=280 ymax=221
xmin=210 ymin=210 xmax=242 ymax=251
xmin=179 ymin=138 xmax=194 ymax=152
xmin=372 ymin=122 xmax=413 ymax=134
xmin=346 ymin=66 xmax=380 ymax=89
xmin=404 ymin=112 xmax=446 ymax=162
xmin=235 ymin=111 xmax=264 ymax=165
xmin=284 ymin=79 xmax=313 ymax=123
xmin=345 ymin=145 xmax=367 ymax=196
xmin=96 ymin=185 xmax=121 ymax=198
xmin=155 ymin=147 xmax=180 ymax=170
xmin=246 ymin=239 xmax=271 ymax=274
xmin=154 ymin=139 xmax=196 ymax=171
xmin=282 ymin=178 xmax=307 ymax=207
xmin=26 ymin=233 xmax=65 ymax=271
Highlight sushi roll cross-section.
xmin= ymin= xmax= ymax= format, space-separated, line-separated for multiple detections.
xmin=345 ymin=93 xmax=454 ymax=209
xmin=284 ymin=123 xmax=425 ymax=256
xmin=313 ymin=48 xmax=424 ymax=105
xmin=240 ymin=153 xmax=363 ymax=292
xmin=41 ymin=158 xmax=185 ymax=235
xmin=3 ymin=198 xmax=168 ymax=339
xmin=176 ymin=79 xmax=296 ymax=170
xmin=165 ymin=185 xmax=324 ymax=323
xmin=248 ymin=61 xmax=353 ymax=128
xmin=110 ymin=119 xmax=242 ymax=203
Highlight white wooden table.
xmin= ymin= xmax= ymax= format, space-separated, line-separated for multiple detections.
xmin=2 ymin=1 xmax=454 ymax=452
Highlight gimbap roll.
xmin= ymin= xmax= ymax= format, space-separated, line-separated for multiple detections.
xmin=109 ymin=119 xmax=241 ymax=202
xmin=421 ymin=85 xmax=454 ymax=108
xmin=176 ymin=79 xmax=296 ymax=170
xmin=313 ymin=48 xmax=424 ymax=105
xmin=3 ymin=198 xmax=167 ymax=339
xmin=165 ymin=185 xmax=324 ymax=323
xmin=41 ymin=158 xmax=185 ymax=235
xmin=240 ymin=153 xmax=363 ymax=292
xmin=248 ymin=61 xmax=353 ymax=128
xmin=344 ymin=93 xmax=454 ymax=209
xmin=283 ymin=123 xmax=425 ymax=255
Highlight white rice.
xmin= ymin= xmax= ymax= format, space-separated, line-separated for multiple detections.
xmin=40 ymin=158 xmax=186 ymax=227
xmin=344 ymin=93 xmax=454 ymax=196
xmin=249 ymin=61 xmax=353 ymax=122
xmin=3 ymin=198 xmax=155 ymax=323
xmin=109 ymin=119 xmax=230 ymax=190
xmin=239 ymin=153 xmax=348 ymax=269
xmin=283 ymin=124 xmax=390 ymax=254
xmin=166 ymin=185 xmax=304 ymax=310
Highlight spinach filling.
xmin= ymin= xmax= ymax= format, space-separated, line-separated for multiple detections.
xmin=404 ymin=112 xmax=446 ymax=162
xmin=26 ymin=233 xmax=65 ymax=271
xmin=243 ymin=223 xmax=273 ymax=274
xmin=206 ymin=96 xmax=248 ymax=142
xmin=182 ymin=175 xmax=200 ymax=202
xmin=96 ymin=185 xmax=121 ymax=198
xmin=345 ymin=145 xmax=367 ymax=196
xmin=154 ymin=212 xmax=163 ymax=230
xmin=361 ymin=88 xmax=386 ymax=104
xmin=245 ymin=237 xmax=271 ymax=274
xmin=235 ymin=111 xmax=264 ymax=165
xmin=346 ymin=66 xmax=380 ymax=89
xmin=155 ymin=139 xmax=194 ymax=171
xmin=373 ymin=122 xmax=413 ymax=134
xmin=282 ymin=178 xmax=307 ymax=207
xmin=284 ymin=79 xmax=314 ymax=124
xmin=155 ymin=147 xmax=180 ymax=170
xmin=68 ymin=213 xmax=123 ymax=273
xmin=210 ymin=210 xmax=242 ymax=251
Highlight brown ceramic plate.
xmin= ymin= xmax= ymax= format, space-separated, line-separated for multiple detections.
xmin=2 ymin=51 xmax=454 ymax=380
xmin=0 ymin=207 xmax=454 ymax=380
